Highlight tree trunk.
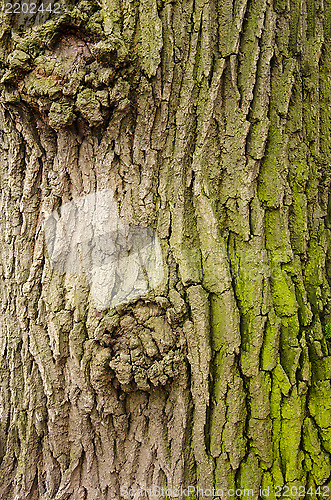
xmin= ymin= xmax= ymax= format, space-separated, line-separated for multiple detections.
xmin=0 ymin=0 xmax=330 ymax=498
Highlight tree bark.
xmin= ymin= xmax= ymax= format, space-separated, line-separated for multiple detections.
xmin=0 ymin=0 xmax=330 ymax=498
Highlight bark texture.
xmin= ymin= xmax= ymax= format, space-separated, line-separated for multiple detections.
xmin=0 ymin=0 xmax=330 ymax=498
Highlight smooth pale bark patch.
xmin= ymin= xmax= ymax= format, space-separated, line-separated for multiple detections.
xmin=0 ymin=0 xmax=330 ymax=498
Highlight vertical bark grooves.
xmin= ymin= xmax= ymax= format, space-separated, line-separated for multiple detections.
xmin=0 ymin=0 xmax=330 ymax=498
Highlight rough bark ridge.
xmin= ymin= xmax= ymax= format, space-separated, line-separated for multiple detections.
xmin=0 ymin=0 xmax=330 ymax=498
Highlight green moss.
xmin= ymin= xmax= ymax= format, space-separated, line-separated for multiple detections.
xmin=289 ymin=184 xmax=308 ymax=254
xmin=228 ymin=243 xmax=266 ymax=314
xmin=137 ymin=0 xmax=163 ymax=78
xmin=214 ymin=454 xmax=236 ymax=492
xmin=69 ymin=322 xmax=86 ymax=362
xmin=49 ymin=101 xmax=75 ymax=129
xmin=91 ymin=38 xmax=129 ymax=67
xmin=270 ymin=269 xmax=298 ymax=317
xmin=320 ymin=46 xmax=331 ymax=157
xmin=282 ymin=256 xmax=313 ymax=327
xmin=304 ymin=239 xmax=325 ymax=287
xmin=259 ymin=474 xmax=276 ymax=500
xmin=289 ymin=0 xmax=301 ymax=55
xmin=325 ymin=320 xmax=331 ymax=339
xmin=308 ymin=316 xmax=324 ymax=344
xmin=299 ymin=330 xmax=311 ymax=383
xmin=289 ymin=159 xmax=309 ymax=186
xmin=265 ymin=209 xmax=293 ymax=265
xmin=240 ymin=313 xmax=266 ymax=376
xmin=305 ymin=157 xmax=320 ymax=202
xmin=273 ymin=58 xmax=296 ymax=115
xmin=209 ymin=347 xmax=227 ymax=458
xmin=261 ymin=309 xmax=281 ymax=371
xmin=280 ymin=390 xmax=305 ymax=483
xmin=303 ymin=417 xmax=331 ymax=484
xmin=210 ymin=292 xmax=240 ymax=354
xmin=249 ymin=373 xmax=271 ymax=419
xmin=279 ymin=316 xmax=301 ymax=383
xmin=101 ymin=0 xmax=122 ymax=36
xmin=237 ymin=453 xmax=261 ymax=495
xmin=24 ymin=71 xmax=62 ymax=98
xmin=257 ymin=126 xmax=285 ymax=208
xmin=18 ymin=410 xmax=27 ymax=440
xmin=306 ymin=0 xmax=316 ymax=39
xmin=273 ymin=364 xmax=291 ymax=397
xmin=75 ymin=88 xmax=103 ymax=125
xmin=8 ymin=49 xmax=31 ymax=71
xmin=247 ymin=118 xmax=270 ymax=160
xmin=273 ymin=0 xmax=288 ymax=12
xmin=308 ymin=380 xmax=331 ymax=450
xmin=16 ymin=20 xmax=63 ymax=55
